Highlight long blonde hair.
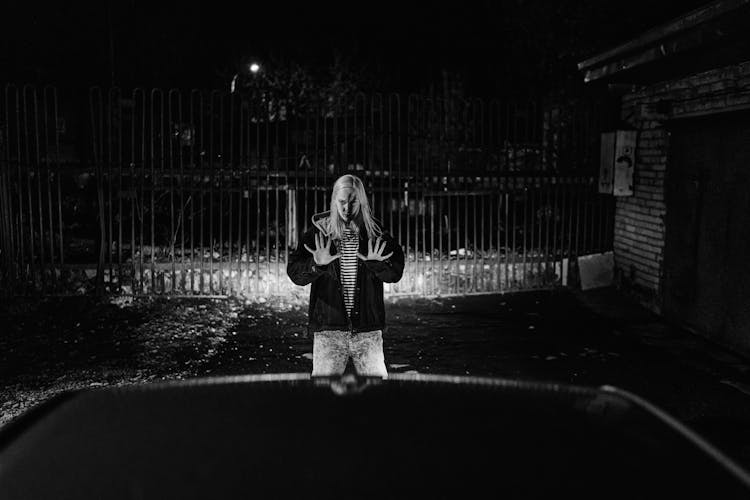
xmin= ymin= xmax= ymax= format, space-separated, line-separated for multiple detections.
xmin=326 ymin=174 xmax=382 ymax=241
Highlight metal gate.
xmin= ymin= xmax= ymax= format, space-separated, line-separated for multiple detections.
xmin=0 ymin=85 xmax=612 ymax=298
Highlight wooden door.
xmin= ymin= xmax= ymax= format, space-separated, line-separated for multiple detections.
xmin=664 ymin=112 xmax=750 ymax=352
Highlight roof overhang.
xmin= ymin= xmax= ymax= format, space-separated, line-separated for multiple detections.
xmin=578 ymin=0 xmax=750 ymax=84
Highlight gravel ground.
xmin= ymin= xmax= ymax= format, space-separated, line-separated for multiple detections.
xmin=2 ymin=288 xmax=750 ymax=470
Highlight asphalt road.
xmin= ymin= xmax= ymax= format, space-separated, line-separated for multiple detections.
xmin=2 ymin=287 xmax=750 ymax=471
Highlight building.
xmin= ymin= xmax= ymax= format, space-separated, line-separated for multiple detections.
xmin=578 ymin=0 xmax=750 ymax=354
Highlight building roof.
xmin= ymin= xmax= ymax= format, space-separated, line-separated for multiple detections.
xmin=578 ymin=0 xmax=750 ymax=83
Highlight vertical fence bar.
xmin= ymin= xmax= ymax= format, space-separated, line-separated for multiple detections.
xmin=208 ymin=91 xmax=216 ymax=295
xmin=0 ymin=153 xmax=10 ymax=293
xmin=507 ymin=102 xmax=515 ymax=290
xmin=242 ymin=96 xmax=250 ymax=295
xmin=15 ymin=85 xmax=23 ymax=292
xmin=284 ymin=102 xmax=293 ymax=298
xmin=0 ymin=86 xmax=13 ymax=293
xmin=304 ymin=105 xmax=312 ymax=235
xmin=138 ymin=89 xmax=147 ymax=294
xmin=463 ymin=180 xmax=469 ymax=294
xmin=500 ymin=102 xmax=508 ymax=291
xmin=229 ymin=92 xmax=237 ymax=296
xmin=114 ymin=87 xmax=123 ymax=293
xmin=387 ymin=94 xmax=394 ymax=277
xmin=43 ymin=87 xmax=56 ymax=290
xmin=189 ymin=89 xmax=199 ymax=294
xmin=521 ymin=179 xmax=528 ymax=290
xmin=455 ymin=171 xmax=461 ymax=294
xmin=31 ymin=88 xmax=47 ymax=291
xmin=416 ymin=93 xmax=423 ymax=294
xmin=0 ymin=94 xmax=7 ymax=292
xmin=264 ymin=103 xmax=270 ymax=296
xmin=198 ymin=90 xmax=206 ymax=294
xmin=9 ymin=86 xmax=21 ymax=292
xmin=511 ymin=180 xmax=518 ymax=290
xmin=546 ymin=178 xmax=553 ymax=283
xmin=590 ymin=184 xmax=597 ymax=255
xmin=90 ymin=87 xmax=104 ymax=295
xmin=104 ymin=108 xmax=114 ymax=286
xmin=255 ymin=96 xmax=261 ymax=296
xmin=167 ymin=89 xmax=177 ymax=293
xmin=391 ymin=94 xmax=399 ymax=294
xmin=458 ymin=100 xmax=465 ymax=295
xmin=158 ymin=89 xmax=167 ymax=293
xmin=174 ymin=90 xmax=185 ymax=293
xmin=10 ymin=86 xmax=24 ymax=290
xmin=109 ymin=88 xmax=119 ymax=292
xmin=489 ymin=99 xmax=498 ymax=291
xmin=566 ymin=178 xmax=574 ymax=265
xmin=583 ymin=182 xmax=590 ymax=257
xmin=417 ymin=95 xmax=424 ymax=294
xmin=478 ymin=98 xmax=485 ymax=292
xmin=105 ymin=88 xmax=114 ymax=291
xmin=375 ymin=94 xmax=384 ymax=246
xmin=451 ymin=182 xmax=457 ymax=295
xmin=574 ymin=178 xmax=582 ymax=258
xmin=274 ymin=102 xmax=280 ymax=296
xmin=597 ymin=191 xmax=604 ymax=253
xmin=536 ymin=177 xmax=543 ymax=286
xmin=22 ymin=87 xmax=36 ymax=291
xmin=422 ymin=97 xmax=429 ymax=295
xmin=243 ymin=95 xmax=249 ymax=294
xmin=129 ymin=90 xmax=137 ymax=294
xmin=427 ymin=97 xmax=435 ymax=295
xmin=149 ymin=90 xmax=157 ymax=293
xmin=562 ymin=176 xmax=569 ymax=266
xmin=436 ymin=98 xmax=443 ymax=296
xmin=556 ymin=181 xmax=562 ymax=283
xmin=241 ymin=95 xmax=249 ymax=295
xmin=264 ymin=100 xmax=271 ymax=295
xmin=469 ymin=100 xmax=476 ymax=293
xmin=471 ymin=106 xmax=484 ymax=292
xmin=604 ymin=192 xmax=613 ymax=252
xmin=219 ymin=92 xmax=226 ymax=295
xmin=406 ymin=94 xmax=414 ymax=293
xmin=322 ymin=99 xmax=327 ymax=214
xmin=536 ymin=178 xmax=543 ymax=287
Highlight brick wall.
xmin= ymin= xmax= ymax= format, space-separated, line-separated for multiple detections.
xmin=616 ymin=60 xmax=750 ymax=312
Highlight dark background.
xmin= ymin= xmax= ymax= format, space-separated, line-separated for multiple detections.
xmin=3 ymin=0 xmax=709 ymax=95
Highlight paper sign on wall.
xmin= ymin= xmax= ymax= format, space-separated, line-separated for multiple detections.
xmin=599 ymin=130 xmax=636 ymax=196
xmin=614 ymin=130 xmax=636 ymax=196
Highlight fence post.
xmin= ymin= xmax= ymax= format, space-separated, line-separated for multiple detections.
xmin=90 ymin=87 xmax=107 ymax=296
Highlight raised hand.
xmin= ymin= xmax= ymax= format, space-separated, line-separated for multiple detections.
xmin=357 ymin=237 xmax=394 ymax=262
xmin=303 ymin=232 xmax=340 ymax=266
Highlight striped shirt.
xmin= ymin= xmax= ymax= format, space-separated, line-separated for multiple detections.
xmin=340 ymin=228 xmax=359 ymax=318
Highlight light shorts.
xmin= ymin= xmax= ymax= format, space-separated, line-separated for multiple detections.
xmin=311 ymin=329 xmax=388 ymax=378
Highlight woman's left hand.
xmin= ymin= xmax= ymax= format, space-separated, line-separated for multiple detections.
xmin=357 ymin=237 xmax=394 ymax=262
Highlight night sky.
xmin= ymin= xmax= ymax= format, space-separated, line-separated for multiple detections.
xmin=4 ymin=1 xmax=708 ymax=95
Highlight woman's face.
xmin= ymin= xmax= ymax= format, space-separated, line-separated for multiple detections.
xmin=335 ymin=187 xmax=360 ymax=222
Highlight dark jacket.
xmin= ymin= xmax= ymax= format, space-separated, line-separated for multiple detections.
xmin=287 ymin=211 xmax=405 ymax=336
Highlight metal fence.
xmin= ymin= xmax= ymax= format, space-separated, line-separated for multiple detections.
xmin=0 ymin=85 xmax=612 ymax=298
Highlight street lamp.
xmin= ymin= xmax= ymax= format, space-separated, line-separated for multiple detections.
xmin=231 ymin=61 xmax=262 ymax=94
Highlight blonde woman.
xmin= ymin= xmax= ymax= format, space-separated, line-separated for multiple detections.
xmin=287 ymin=174 xmax=404 ymax=377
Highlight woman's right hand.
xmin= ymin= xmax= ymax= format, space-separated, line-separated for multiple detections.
xmin=303 ymin=233 xmax=340 ymax=266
